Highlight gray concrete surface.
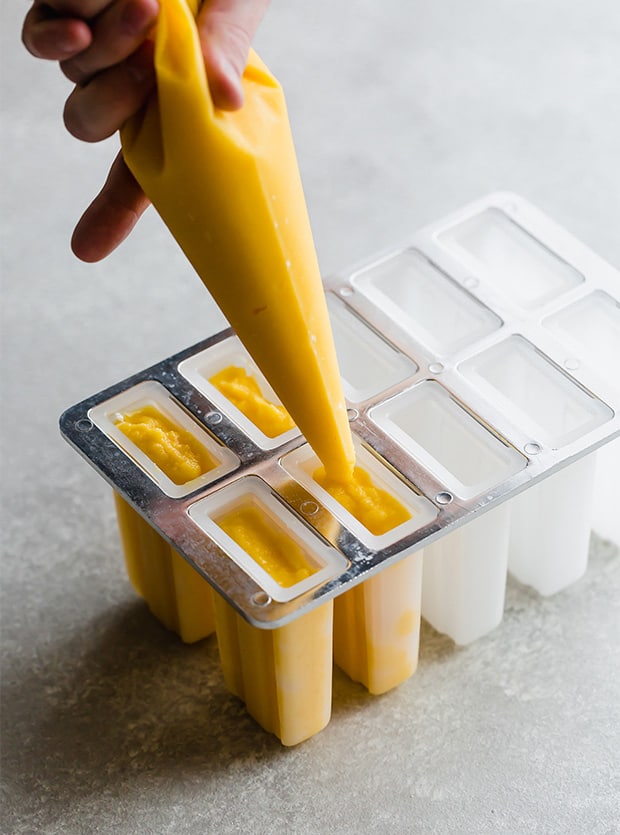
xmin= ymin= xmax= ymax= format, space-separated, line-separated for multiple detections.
xmin=2 ymin=1 xmax=619 ymax=833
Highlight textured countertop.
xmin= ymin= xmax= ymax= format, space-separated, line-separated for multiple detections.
xmin=2 ymin=2 xmax=619 ymax=833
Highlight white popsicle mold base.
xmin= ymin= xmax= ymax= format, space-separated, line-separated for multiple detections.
xmin=61 ymin=193 xmax=620 ymax=652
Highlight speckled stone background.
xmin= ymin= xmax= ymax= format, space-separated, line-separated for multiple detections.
xmin=2 ymin=2 xmax=619 ymax=833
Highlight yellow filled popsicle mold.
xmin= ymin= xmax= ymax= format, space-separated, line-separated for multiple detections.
xmin=114 ymin=493 xmax=215 ymax=643
xmin=209 ymin=365 xmax=295 ymax=438
xmin=121 ymin=0 xmax=354 ymax=480
xmin=187 ymin=480 xmax=343 ymax=742
xmin=212 ymin=592 xmax=333 ymax=746
xmin=334 ymin=554 xmax=423 ymax=695
xmin=313 ymin=466 xmax=422 ymax=695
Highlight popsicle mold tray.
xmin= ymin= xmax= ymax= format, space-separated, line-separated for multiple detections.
xmin=61 ymin=193 xmax=620 ymax=637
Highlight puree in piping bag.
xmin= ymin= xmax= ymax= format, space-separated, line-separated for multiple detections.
xmin=121 ymin=0 xmax=354 ymax=478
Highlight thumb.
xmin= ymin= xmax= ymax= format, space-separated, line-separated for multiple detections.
xmin=197 ymin=0 xmax=270 ymax=111
xmin=71 ymin=152 xmax=150 ymax=262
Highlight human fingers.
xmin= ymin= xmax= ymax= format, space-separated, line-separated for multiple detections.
xmin=71 ymin=151 xmax=151 ymax=262
xmin=61 ymin=0 xmax=159 ymax=86
xmin=22 ymin=2 xmax=92 ymax=60
xmin=197 ymin=0 xmax=271 ymax=110
xmin=63 ymin=39 xmax=155 ymax=142
xmin=36 ymin=1 xmax=117 ymax=19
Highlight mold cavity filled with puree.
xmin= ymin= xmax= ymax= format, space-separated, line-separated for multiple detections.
xmin=209 ymin=366 xmax=295 ymax=437
xmin=216 ymin=504 xmax=316 ymax=587
xmin=313 ymin=466 xmax=411 ymax=535
xmin=116 ymin=406 xmax=216 ymax=484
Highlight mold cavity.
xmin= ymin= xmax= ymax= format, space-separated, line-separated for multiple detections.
xmin=438 ymin=208 xmax=584 ymax=310
xmin=543 ymin=291 xmax=620 ymax=391
xmin=369 ymin=381 xmax=527 ymax=500
xmin=351 ymin=249 xmax=501 ymax=356
xmin=88 ymin=380 xmax=239 ymax=498
xmin=326 ymin=294 xmax=417 ymax=402
xmin=188 ymin=476 xmax=347 ymax=603
xmin=115 ymin=404 xmax=217 ymax=485
xmin=281 ymin=439 xmax=437 ymax=550
xmin=178 ymin=337 xmax=300 ymax=449
xmin=460 ymin=336 xmax=613 ymax=447
xmin=459 ymin=336 xmax=613 ymax=448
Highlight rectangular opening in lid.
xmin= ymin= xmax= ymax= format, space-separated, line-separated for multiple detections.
xmin=459 ymin=336 xmax=613 ymax=447
xmin=88 ymin=380 xmax=239 ymax=498
xmin=188 ymin=476 xmax=348 ymax=603
xmin=369 ymin=381 xmax=527 ymax=499
xmin=351 ymin=249 xmax=501 ymax=356
xmin=543 ymin=291 xmax=620 ymax=393
xmin=326 ymin=294 xmax=417 ymax=402
xmin=178 ymin=337 xmax=300 ymax=449
xmin=437 ymin=208 xmax=584 ymax=310
xmin=281 ymin=438 xmax=437 ymax=551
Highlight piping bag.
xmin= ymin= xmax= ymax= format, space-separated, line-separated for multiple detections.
xmin=120 ymin=0 xmax=355 ymax=479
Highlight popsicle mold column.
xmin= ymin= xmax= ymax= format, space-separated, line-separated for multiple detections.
xmin=592 ymin=439 xmax=620 ymax=545
xmin=212 ymin=592 xmax=333 ymax=746
xmin=543 ymin=290 xmax=620 ymax=546
xmin=333 ymin=553 xmax=423 ymax=695
xmin=459 ymin=332 xmax=612 ymax=595
xmin=421 ymin=503 xmax=511 ymax=645
xmin=281 ymin=441 xmax=434 ymax=695
xmin=114 ymin=494 xmax=215 ymax=643
xmin=507 ymin=455 xmax=597 ymax=596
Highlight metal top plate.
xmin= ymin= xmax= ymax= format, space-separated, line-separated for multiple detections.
xmin=60 ymin=192 xmax=620 ymax=628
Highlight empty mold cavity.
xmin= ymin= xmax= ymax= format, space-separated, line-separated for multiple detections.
xmin=370 ymin=381 xmax=526 ymax=500
xmin=88 ymin=381 xmax=239 ymax=498
xmin=438 ymin=208 xmax=583 ymax=310
xmin=543 ymin=291 xmax=620 ymax=390
xmin=460 ymin=336 xmax=613 ymax=448
xmin=326 ymin=294 xmax=417 ymax=402
xmin=188 ymin=476 xmax=347 ymax=603
xmin=351 ymin=249 xmax=501 ymax=356
xmin=281 ymin=438 xmax=438 ymax=551
xmin=178 ymin=337 xmax=300 ymax=449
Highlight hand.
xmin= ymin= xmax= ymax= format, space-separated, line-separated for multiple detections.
xmin=22 ymin=0 xmax=270 ymax=262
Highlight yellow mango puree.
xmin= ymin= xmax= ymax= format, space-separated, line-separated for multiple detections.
xmin=216 ymin=503 xmax=316 ymax=587
xmin=313 ymin=466 xmax=411 ymax=536
xmin=209 ymin=366 xmax=295 ymax=437
xmin=116 ymin=406 xmax=215 ymax=484
xmin=121 ymin=0 xmax=354 ymax=480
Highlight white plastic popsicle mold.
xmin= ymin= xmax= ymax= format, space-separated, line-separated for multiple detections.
xmin=60 ymin=192 xmax=620 ymax=642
